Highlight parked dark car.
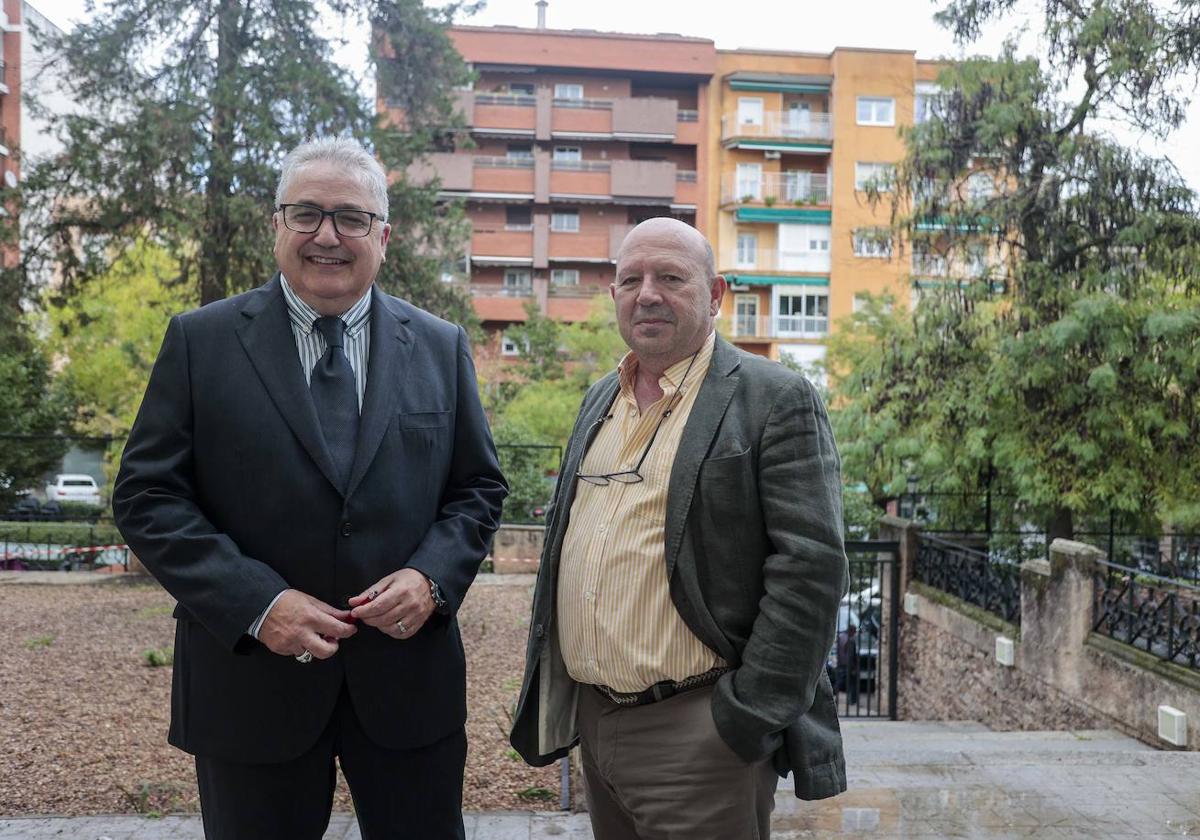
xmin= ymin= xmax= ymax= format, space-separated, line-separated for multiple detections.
xmin=5 ymin=495 xmax=41 ymax=521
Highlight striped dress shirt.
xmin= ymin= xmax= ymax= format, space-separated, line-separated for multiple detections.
xmin=557 ymin=331 xmax=725 ymax=693
xmin=247 ymin=276 xmax=373 ymax=639
xmin=279 ymin=275 xmax=372 ymax=411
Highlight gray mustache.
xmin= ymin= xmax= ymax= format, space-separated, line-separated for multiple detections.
xmin=633 ymin=307 xmax=675 ymax=323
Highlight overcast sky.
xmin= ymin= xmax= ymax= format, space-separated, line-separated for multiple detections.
xmin=31 ymin=0 xmax=1200 ymax=189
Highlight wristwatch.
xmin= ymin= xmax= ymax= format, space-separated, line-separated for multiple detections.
xmin=428 ymin=577 xmax=447 ymax=612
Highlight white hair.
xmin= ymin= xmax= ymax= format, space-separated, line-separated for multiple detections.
xmin=275 ymin=137 xmax=389 ymax=219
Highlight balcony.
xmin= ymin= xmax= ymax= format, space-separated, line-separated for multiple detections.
xmin=547 ymin=159 xmax=691 ymax=205
xmin=720 ymin=248 xmax=831 ymax=276
xmin=470 ymin=228 xmax=534 ymax=263
xmin=722 ymin=172 xmax=829 ymax=207
xmin=721 ymin=111 xmax=834 ymax=151
xmin=455 ymin=90 xmax=698 ymax=144
xmin=717 ymin=314 xmax=830 ymax=341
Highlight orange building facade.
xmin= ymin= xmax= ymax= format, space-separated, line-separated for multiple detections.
xmin=1 ymin=0 xmax=20 ymax=269
xmin=708 ymin=48 xmax=941 ymax=366
xmin=392 ymin=22 xmax=943 ymax=369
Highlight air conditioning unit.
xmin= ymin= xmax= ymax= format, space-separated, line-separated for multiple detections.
xmin=1158 ymin=705 xmax=1187 ymax=747
xmin=995 ymin=636 xmax=1015 ymax=667
xmin=763 ymin=151 xmax=782 ymax=160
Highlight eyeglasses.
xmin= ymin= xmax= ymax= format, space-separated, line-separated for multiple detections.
xmin=576 ymin=349 xmax=701 ymax=486
xmin=277 ymin=203 xmax=380 ymax=238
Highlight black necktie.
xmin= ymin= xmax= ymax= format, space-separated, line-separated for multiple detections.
xmin=311 ymin=316 xmax=359 ymax=489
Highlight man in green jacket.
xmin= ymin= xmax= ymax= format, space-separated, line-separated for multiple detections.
xmin=510 ymin=217 xmax=848 ymax=839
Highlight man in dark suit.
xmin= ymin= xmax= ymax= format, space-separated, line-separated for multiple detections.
xmin=510 ymin=217 xmax=848 ymax=838
xmin=113 ymin=137 xmax=506 ymax=840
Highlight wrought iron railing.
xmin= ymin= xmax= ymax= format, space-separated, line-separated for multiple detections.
xmin=915 ymin=534 xmax=1022 ymax=623
xmin=1093 ymin=559 xmax=1200 ymax=671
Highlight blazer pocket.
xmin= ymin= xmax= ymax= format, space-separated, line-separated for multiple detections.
xmin=698 ymin=447 xmax=751 ymax=483
xmin=399 ymin=410 xmax=450 ymax=430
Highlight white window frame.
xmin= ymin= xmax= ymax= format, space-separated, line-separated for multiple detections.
xmin=553 ymin=146 xmax=582 ymax=162
xmin=914 ymin=82 xmax=942 ymax=124
xmin=852 ymin=229 xmax=893 ymax=259
xmin=855 ymin=161 xmax=893 ymax=191
xmin=736 ymin=163 xmax=763 ymax=200
xmin=736 ymin=233 xmax=758 ymax=268
xmin=856 ymin=96 xmax=895 ymax=127
xmin=503 ymin=269 xmax=532 ymax=295
xmin=554 ymin=83 xmax=584 ymax=100
xmin=734 ymin=294 xmax=760 ymax=337
xmin=551 ymin=209 xmax=580 ymax=233
xmin=501 ymin=334 xmax=522 ymax=356
xmin=778 ymin=224 xmax=831 ymax=272
xmin=966 ymin=172 xmax=995 ymax=202
xmin=775 ymin=288 xmax=830 ymax=338
xmin=506 ymin=144 xmax=534 ymax=160
xmin=737 ymin=97 xmax=764 ymax=126
xmin=551 ymin=268 xmax=580 ymax=286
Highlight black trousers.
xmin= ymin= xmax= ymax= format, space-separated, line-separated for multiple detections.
xmin=194 ymin=685 xmax=467 ymax=840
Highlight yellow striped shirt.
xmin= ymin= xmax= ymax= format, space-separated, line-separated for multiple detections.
xmin=557 ymin=332 xmax=724 ymax=692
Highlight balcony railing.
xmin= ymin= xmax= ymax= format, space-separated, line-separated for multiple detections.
xmin=676 ymin=170 xmax=698 ymax=183
xmin=474 ymin=93 xmax=536 ymax=107
xmin=474 ymin=156 xmax=534 ymax=169
xmin=678 ymin=109 xmax=699 ymax=122
xmin=550 ymin=159 xmax=611 ymax=171
xmin=721 ymin=249 xmax=831 ymax=274
xmin=722 ymin=111 xmax=834 ymax=142
xmin=554 ymin=97 xmax=613 ymax=109
xmin=717 ymin=314 xmax=829 ymax=340
xmin=722 ymin=172 xmax=830 ymax=205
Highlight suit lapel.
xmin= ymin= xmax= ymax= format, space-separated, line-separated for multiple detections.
xmin=236 ymin=276 xmax=343 ymax=494
xmin=664 ymin=337 xmax=742 ymax=579
xmin=344 ymin=288 xmax=414 ymax=499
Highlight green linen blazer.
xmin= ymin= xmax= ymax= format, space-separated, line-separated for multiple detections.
xmin=509 ymin=335 xmax=849 ymax=800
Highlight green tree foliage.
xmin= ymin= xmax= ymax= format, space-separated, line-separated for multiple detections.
xmin=48 ymin=241 xmax=195 ymax=492
xmin=835 ymin=0 xmax=1200 ymax=538
xmin=0 ymin=335 xmax=72 ymax=507
xmin=486 ymin=296 xmax=625 ymax=522
xmin=17 ymin=0 xmax=477 ymax=325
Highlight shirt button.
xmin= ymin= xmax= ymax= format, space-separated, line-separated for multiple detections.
xmin=340 ymin=521 xmax=352 ymax=537
xmin=585 ymin=591 xmax=595 ymax=601
xmin=597 ymin=524 xmax=607 ymax=534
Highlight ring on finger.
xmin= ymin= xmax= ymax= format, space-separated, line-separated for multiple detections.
xmin=396 ymin=619 xmax=408 ymax=634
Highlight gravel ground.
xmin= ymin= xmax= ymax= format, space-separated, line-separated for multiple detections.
xmin=0 ymin=575 xmax=558 ymax=815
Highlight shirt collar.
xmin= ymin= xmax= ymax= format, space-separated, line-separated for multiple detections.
xmin=617 ymin=331 xmax=716 ymax=403
xmin=279 ymin=274 xmax=373 ymax=338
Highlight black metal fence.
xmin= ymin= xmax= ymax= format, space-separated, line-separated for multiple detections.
xmin=836 ymin=541 xmax=900 ymax=719
xmin=1093 ymin=559 xmax=1200 ymax=671
xmin=0 ymin=517 xmax=129 ymax=572
xmin=915 ymin=534 xmax=1022 ymax=624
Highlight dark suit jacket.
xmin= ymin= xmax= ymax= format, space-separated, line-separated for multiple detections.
xmin=509 ymin=335 xmax=848 ymax=800
xmin=113 ymin=276 xmax=506 ymax=764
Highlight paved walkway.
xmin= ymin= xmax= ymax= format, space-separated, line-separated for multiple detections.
xmin=2 ymin=721 xmax=1197 ymax=838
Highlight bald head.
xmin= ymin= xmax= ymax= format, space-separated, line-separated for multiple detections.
xmin=611 ymin=217 xmax=726 ymax=373
xmin=618 ymin=218 xmax=716 ymax=280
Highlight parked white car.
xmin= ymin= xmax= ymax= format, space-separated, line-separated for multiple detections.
xmin=44 ymin=474 xmax=102 ymax=506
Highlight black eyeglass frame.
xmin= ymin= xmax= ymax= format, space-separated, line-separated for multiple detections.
xmin=575 ymin=349 xmax=701 ymax=486
xmin=277 ymin=203 xmax=381 ymax=238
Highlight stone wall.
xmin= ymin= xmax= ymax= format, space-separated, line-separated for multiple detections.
xmin=490 ymin=524 xmax=544 ymax=574
xmin=881 ymin=517 xmax=1200 ymax=749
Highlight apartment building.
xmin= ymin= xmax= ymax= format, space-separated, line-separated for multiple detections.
xmin=1 ymin=0 xmax=21 ymax=268
xmin=404 ymin=21 xmax=715 ymax=363
xmin=708 ymin=48 xmax=941 ymax=366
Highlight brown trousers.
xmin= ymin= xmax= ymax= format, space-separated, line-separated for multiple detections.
xmin=576 ymin=684 xmax=779 ymax=840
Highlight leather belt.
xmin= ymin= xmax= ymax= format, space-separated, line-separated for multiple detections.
xmin=591 ymin=666 xmax=731 ymax=708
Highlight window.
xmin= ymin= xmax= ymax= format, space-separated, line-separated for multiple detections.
xmin=778 ymin=224 xmax=831 ymax=272
xmin=736 ymin=233 xmax=758 ymax=268
xmin=551 ymin=268 xmax=580 ymax=286
xmin=503 ymin=269 xmax=532 ymax=295
xmin=914 ymin=83 xmax=943 ymax=124
xmin=506 ymin=144 xmax=533 ymax=160
xmin=853 ymin=229 xmax=893 ymax=259
xmin=734 ymin=294 xmax=759 ymax=336
xmin=553 ymin=146 xmax=582 ymax=162
xmin=555 ymin=83 xmax=584 ymax=99
xmin=856 ymin=97 xmax=895 ymax=126
xmin=505 ymin=205 xmax=532 ymax=229
xmin=855 ymin=162 xmax=893 ymax=191
xmin=777 ymin=292 xmax=829 ymax=337
xmin=551 ymin=209 xmax=580 ymax=232
xmin=911 ymin=243 xmax=947 ymax=277
xmin=966 ymin=172 xmax=995 ymax=202
xmin=509 ymin=82 xmax=535 ymax=95
xmin=736 ymin=163 xmax=762 ymax=200
xmin=737 ymin=97 xmax=764 ymax=126
xmin=501 ymin=334 xmax=523 ymax=356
